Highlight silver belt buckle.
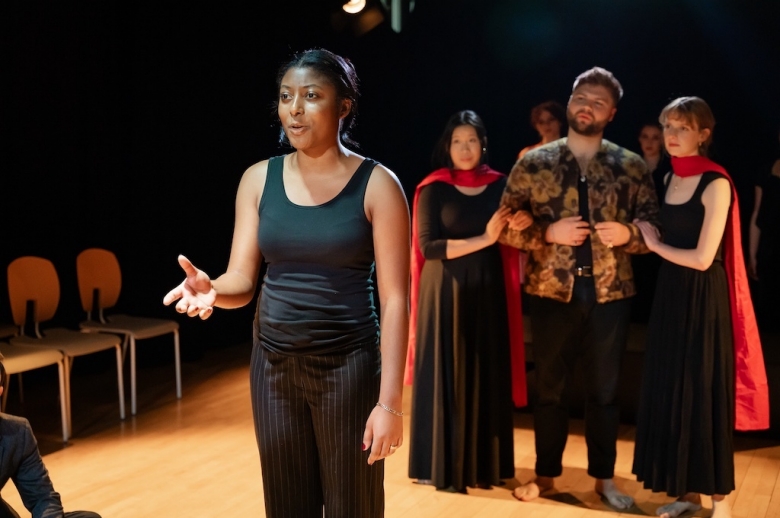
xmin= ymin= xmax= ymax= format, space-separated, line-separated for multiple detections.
xmin=575 ymin=266 xmax=592 ymax=277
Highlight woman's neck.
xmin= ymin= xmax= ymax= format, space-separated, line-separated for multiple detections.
xmin=292 ymin=143 xmax=349 ymax=174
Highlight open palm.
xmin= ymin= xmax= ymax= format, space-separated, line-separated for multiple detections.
xmin=163 ymin=255 xmax=217 ymax=319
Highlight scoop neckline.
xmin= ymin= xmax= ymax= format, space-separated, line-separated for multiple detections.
xmin=281 ymin=158 xmax=369 ymax=209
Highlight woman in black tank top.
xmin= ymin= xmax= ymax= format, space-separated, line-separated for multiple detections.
xmin=163 ymin=49 xmax=410 ymax=518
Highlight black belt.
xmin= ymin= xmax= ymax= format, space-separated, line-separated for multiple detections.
xmin=575 ymin=266 xmax=593 ymax=277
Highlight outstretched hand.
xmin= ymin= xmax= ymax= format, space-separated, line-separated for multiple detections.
xmin=162 ymin=255 xmax=217 ymax=320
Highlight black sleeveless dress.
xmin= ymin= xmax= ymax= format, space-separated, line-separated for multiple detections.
xmin=632 ymin=172 xmax=735 ymax=497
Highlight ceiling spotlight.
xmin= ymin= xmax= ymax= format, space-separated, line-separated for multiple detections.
xmin=342 ymin=0 xmax=366 ymax=14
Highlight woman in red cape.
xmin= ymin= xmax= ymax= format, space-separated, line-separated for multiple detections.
xmin=406 ymin=110 xmax=530 ymax=492
xmin=633 ymin=97 xmax=769 ymax=518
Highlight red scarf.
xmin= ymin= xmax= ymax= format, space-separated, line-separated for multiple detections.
xmin=405 ymin=166 xmax=527 ymax=408
xmin=672 ymin=155 xmax=770 ymax=430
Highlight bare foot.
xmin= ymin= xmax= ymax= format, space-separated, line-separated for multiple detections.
xmin=595 ymin=478 xmax=634 ymax=510
xmin=512 ymin=476 xmax=554 ymax=502
xmin=711 ymin=497 xmax=732 ymax=518
xmin=656 ymin=496 xmax=702 ymax=518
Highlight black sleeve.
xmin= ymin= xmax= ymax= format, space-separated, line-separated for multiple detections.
xmin=417 ymin=184 xmax=448 ymax=260
xmin=12 ymin=420 xmax=64 ymax=518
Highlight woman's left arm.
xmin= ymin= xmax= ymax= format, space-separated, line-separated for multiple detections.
xmin=748 ymin=185 xmax=763 ymax=279
xmin=363 ymin=164 xmax=411 ymax=465
xmin=637 ymin=177 xmax=731 ymax=271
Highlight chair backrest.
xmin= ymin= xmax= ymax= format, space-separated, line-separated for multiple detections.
xmin=7 ymin=257 xmax=60 ymax=327
xmin=76 ymin=248 xmax=122 ymax=312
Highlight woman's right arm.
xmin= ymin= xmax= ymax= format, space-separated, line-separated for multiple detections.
xmin=636 ymin=177 xmax=731 ymax=271
xmin=444 ymin=207 xmax=511 ymax=259
xmin=748 ymin=185 xmax=763 ymax=279
xmin=163 ymin=161 xmax=267 ymax=317
xmin=417 ymin=185 xmax=510 ymax=261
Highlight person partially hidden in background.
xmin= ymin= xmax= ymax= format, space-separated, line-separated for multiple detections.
xmin=0 ymin=359 xmax=101 ymax=518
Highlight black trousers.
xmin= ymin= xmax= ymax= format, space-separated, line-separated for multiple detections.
xmin=529 ymin=277 xmax=631 ymax=479
xmin=250 ymin=341 xmax=384 ymax=518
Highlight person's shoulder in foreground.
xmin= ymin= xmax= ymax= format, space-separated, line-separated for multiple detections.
xmin=0 ymin=357 xmax=102 ymax=518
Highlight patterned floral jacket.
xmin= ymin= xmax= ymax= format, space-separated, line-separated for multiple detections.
xmin=499 ymin=138 xmax=661 ymax=303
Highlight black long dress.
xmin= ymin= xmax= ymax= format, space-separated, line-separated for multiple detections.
xmin=633 ymin=172 xmax=735 ymax=497
xmin=408 ymin=180 xmax=515 ymax=491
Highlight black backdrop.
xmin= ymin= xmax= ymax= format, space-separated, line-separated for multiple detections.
xmin=4 ymin=0 xmax=780 ymax=362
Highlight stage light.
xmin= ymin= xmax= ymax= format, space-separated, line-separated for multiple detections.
xmin=379 ymin=0 xmax=414 ymax=33
xmin=343 ymin=0 xmax=366 ymax=14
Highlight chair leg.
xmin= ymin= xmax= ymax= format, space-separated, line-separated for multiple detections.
xmin=64 ymin=357 xmax=73 ymax=439
xmin=174 ymin=329 xmax=182 ymax=399
xmin=121 ymin=334 xmax=130 ymax=362
xmin=115 ymin=344 xmax=126 ymax=420
xmin=130 ymin=336 xmax=137 ymax=416
xmin=57 ymin=361 xmax=70 ymax=442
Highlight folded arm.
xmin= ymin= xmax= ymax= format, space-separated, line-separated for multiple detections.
xmin=416 ymin=185 xmax=511 ymax=260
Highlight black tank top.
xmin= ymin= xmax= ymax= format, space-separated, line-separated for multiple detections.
xmin=257 ymin=155 xmax=379 ymax=355
xmin=660 ymin=171 xmax=728 ymax=261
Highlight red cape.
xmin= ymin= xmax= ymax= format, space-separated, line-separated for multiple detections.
xmin=672 ymin=155 xmax=770 ymax=431
xmin=405 ymin=166 xmax=528 ymax=408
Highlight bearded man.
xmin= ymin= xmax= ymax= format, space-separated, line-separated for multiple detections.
xmin=499 ymin=67 xmax=660 ymax=509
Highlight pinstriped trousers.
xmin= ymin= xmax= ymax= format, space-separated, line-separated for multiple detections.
xmin=250 ymin=339 xmax=384 ymax=518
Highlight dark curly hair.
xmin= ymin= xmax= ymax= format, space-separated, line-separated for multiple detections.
xmin=572 ymin=66 xmax=623 ymax=105
xmin=530 ymin=100 xmax=566 ymax=129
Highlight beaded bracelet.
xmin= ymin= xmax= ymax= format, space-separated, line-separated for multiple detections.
xmin=376 ymin=402 xmax=404 ymax=417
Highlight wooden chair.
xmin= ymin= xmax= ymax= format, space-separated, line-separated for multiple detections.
xmin=76 ymin=248 xmax=181 ymax=415
xmin=0 ymin=340 xmax=69 ymax=442
xmin=7 ymin=256 xmax=125 ymax=439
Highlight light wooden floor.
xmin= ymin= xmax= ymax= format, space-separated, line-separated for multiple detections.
xmin=4 ymin=342 xmax=780 ymax=518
